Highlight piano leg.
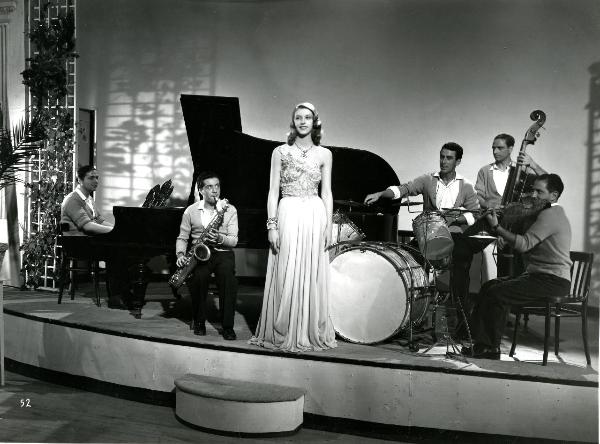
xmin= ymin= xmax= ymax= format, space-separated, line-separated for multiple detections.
xmin=131 ymin=262 xmax=147 ymax=319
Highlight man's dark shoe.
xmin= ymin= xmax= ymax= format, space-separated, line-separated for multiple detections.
xmin=222 ymin=328 xmax=236 ymax=341
xmin=193 ymin=322 xmax=206 ymax=336
xmin=461 ymin=344 xmax=500 ymax=360
xmin=474 ymin=347 xmax=501 ymax=360
xmin=461 ymin=343 xmax=486 ymax=356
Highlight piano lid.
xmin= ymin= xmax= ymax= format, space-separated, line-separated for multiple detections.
xmin=180 ymin=94 xmax=400 ymax=247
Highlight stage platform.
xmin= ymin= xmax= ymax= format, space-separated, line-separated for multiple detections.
xmin=2 ymin=282 xmax=598 ymax=442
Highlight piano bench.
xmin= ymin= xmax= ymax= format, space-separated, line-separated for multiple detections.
xmin=57 ymin=256 xmax=107 ymax=307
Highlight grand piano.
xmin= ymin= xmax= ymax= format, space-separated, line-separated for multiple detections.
xmin=179 ymin=94 xmax=401 ymax=246
xmin=87 ymin=95 xmax=401 ymax=318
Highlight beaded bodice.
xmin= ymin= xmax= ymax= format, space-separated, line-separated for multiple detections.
xmin=278 ymin=145 xmax=321 ymax=197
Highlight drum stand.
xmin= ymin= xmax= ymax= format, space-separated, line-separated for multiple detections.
xmin=419 ymin=259 xmax=474 ymax=359
xmin=397 ymin=205 xmax=473 ymax=357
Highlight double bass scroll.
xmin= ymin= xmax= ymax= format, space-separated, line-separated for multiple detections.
xmin=498 ymin=110 xmax=546 ymax=278
xmin=501 ymin=110 xmax=546 ymax=205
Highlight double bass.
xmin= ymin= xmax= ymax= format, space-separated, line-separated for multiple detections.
xmin=465 ymin=110 xmax=548 ymax=239
xmin=501 ymin=110 xmax=546 ymax=205
xmin=497 ymin=110 xmax=549 ymax=277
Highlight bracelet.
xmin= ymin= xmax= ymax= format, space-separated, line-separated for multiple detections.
xmin=266 ymin=217 xmax=278 ymax=230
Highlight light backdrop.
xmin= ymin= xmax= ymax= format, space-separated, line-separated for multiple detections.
xmin=76 ymin=0 xmax=600 ymax=287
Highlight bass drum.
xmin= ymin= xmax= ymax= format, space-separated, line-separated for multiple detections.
xmin=329 ymin=242 xmax=432 ymax=344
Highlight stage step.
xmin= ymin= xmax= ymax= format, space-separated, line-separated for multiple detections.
xmin=174 ymin=374 xmax=305 ymax=435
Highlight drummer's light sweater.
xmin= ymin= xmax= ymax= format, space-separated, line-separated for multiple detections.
xmin=390 ymin=172 xmax=480 ymax=233
xmin=514 ymin=204 xmax=572 ymax=281
xmin=395 ymin=173 xmax=480 ymax=213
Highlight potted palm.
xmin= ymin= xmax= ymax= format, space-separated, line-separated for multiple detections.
xmin=0 ymin=105 xmax=42 ymax=269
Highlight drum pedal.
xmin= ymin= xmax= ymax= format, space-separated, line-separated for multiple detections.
xmin=419 ymin=303 xmax=470 ymax=358
xmin=408 ymin=341 xmax=420 ymax=352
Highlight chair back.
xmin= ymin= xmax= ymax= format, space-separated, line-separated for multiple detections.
xmin=569 ymin=251 xmax=593 ymax=302
xmin=56 ymin=219 xmax=93 ymax=258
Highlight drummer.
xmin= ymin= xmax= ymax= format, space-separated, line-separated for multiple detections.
xmin=364 ymin=142 xmax=480 ymax=313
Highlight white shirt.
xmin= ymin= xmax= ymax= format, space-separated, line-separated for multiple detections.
xmin=74 ymin=187 xmax=96 ymax=217
xmin=434 ymin=172 xmax=475 ymax=225
xmin=199 ymin=200 xmax=217 ymax=228
xmin=198 ymin=199 xmax=227 ymax=252
xmin=388 ymin=173 xmax=474 ymax=225
xmin=490 ymin=162 xmax=514 ymax=198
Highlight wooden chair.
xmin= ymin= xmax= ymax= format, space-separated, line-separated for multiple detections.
xmin=56 ymin=226 xmax=107 ymax=307
xmin=509 ymin=251 xmax=593 ymax=366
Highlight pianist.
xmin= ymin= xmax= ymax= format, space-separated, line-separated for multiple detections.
xmin=60 ymin=165 xmax=131 ymax=309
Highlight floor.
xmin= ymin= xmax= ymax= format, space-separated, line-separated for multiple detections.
xmin=0 ymin=370 xmax=579 ymax=443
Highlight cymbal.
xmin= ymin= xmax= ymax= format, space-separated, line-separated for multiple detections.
xmin=441 ymin=207 xmax=473 ymax=213
xmin=469 ymin=234 xmax=496 ymax=240
xmin=335 ymin=199 xmax=424 ymax=208
xmin=468 ymin=233 xmax=497 ymax=247
xmin=391 ymin=200 xmax=424 ymax=207
xmin=334 ymin=199 xmax=368 ymax=208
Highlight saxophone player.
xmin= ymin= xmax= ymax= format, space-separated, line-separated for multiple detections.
xmin=176 ymin=171 xmax=239 ymax=340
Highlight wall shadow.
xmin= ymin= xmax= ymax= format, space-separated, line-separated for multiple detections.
xmin=79 ymin=1 xmax=219 ymax=211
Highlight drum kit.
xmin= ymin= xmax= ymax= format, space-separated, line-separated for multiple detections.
xmin=329 ymin=199 xmax=482 ymax=356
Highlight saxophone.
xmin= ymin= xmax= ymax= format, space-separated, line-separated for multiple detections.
xmin=168 ymin=199 xmax=230 ymax=290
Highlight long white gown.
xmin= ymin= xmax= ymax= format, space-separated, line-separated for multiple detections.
xmin=249 ymin=144 xmax=337 ymax=352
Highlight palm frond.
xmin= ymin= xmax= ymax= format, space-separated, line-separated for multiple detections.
xmin=0 ymin=116 xmax=43 ymax=190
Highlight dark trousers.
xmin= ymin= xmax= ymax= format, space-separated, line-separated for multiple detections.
xmin=496 ymin=245 xmax=526 ymax=278
xmin=186 ymin=250 xmax=237 ymax=329
xmin=450 ymin=233 xmax=488 ymax=310
xmin=470 ymin=273 xmax=571 ymax=348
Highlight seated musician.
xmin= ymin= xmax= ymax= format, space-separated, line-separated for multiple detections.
xmin=462 ymin=174 xmax=571 ymax=359
xmin=364 ymin=142 xmax=479 ymax=310
xmin=175 ymin=171 xmax=239 ymax=340
xmin=60 ymin=165 xmax=131 ymax=309
xmin=475 ymin=133 xmax=547 ymax=277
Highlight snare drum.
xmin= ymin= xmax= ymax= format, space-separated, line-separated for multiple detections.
xmin=412 ymin=211 xmax=454 ymax=261
xmin=328 ymin=241 xmax=432 ymax=344
xmin=331 ymin=210 xmax=365 ymax=244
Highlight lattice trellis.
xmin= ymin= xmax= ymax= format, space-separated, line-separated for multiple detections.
xmin=587 ymin=61 xmax=600 ymax=304
xmin=23 ymin=0 xmax=76 ymax=289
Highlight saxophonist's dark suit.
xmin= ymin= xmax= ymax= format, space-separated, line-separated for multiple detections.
xmin=176 ymin=200 xmax=238 ymax=332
